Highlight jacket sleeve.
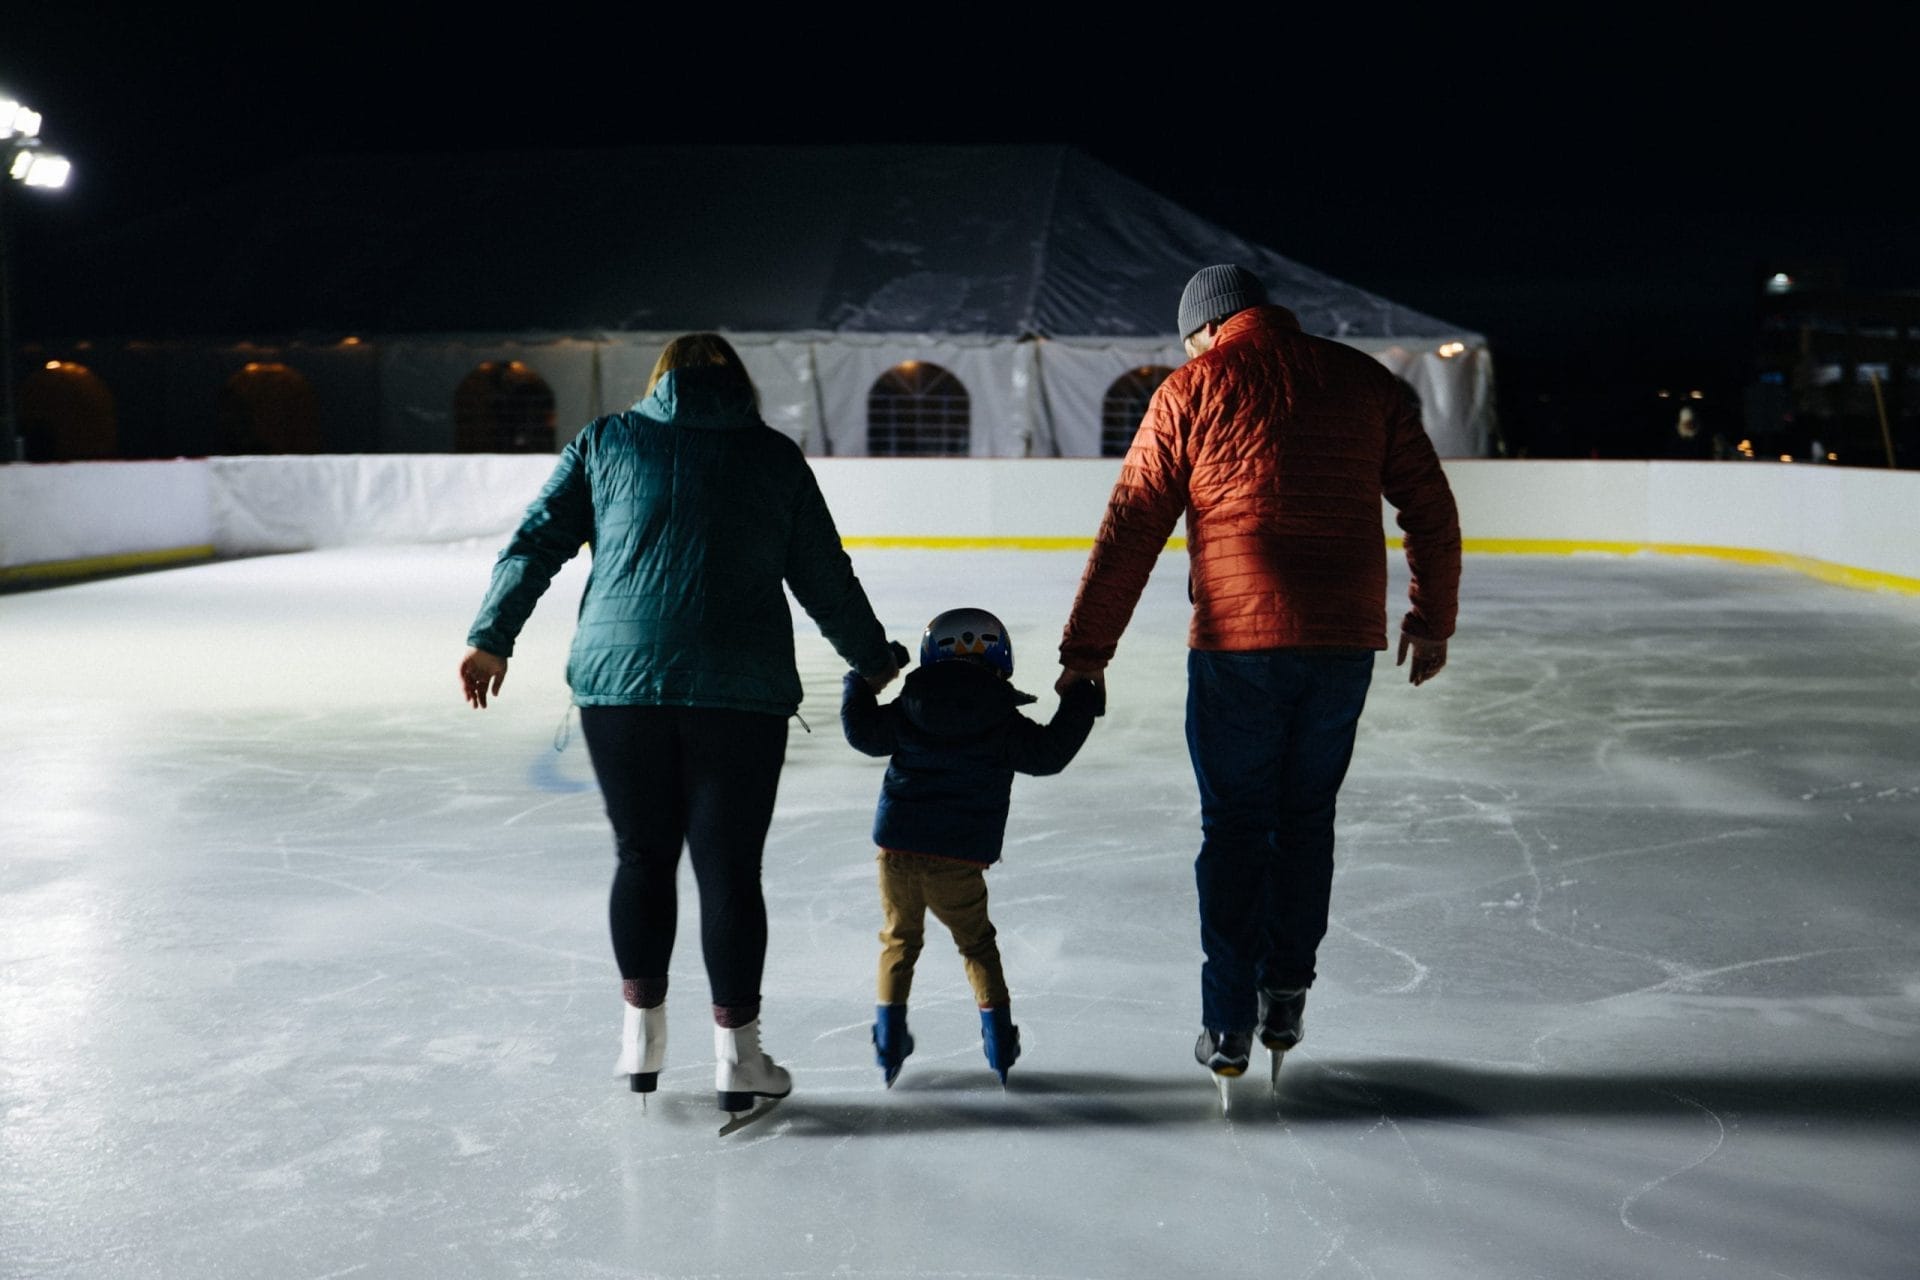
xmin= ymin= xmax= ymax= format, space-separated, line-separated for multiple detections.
xmin=1059 ymin=383 xmax=1190 ymax=671
xmin=1005 ymin=678 xmax=1103 ymax=777
xmin=466 ymin=436 xmax=593 ymax=657
xmin=784 ymin=464 xmax=895 ymax=680
xmin=840 ymin=670 xmax=899 ymax=758
xmin=1379 ymin=381 xmax=1462 ymax=642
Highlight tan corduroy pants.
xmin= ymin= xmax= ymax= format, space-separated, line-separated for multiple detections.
xmin=875 ymin=849 xmax=1009 ymax=1008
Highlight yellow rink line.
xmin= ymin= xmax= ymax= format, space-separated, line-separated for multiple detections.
xmin=1448 ymin=538 xmax=1920 ymax=596
xmin=6 ymin=537 xmax=1915 ymax=597
xmin=0 ymin=544 xmax=217 ymax=588
xmin=843 ymin=535 xmax=1144 ymax=552
xmin=841 ymin=535 xmax=1920 ymax=596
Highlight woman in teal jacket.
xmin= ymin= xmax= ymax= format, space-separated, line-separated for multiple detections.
xmin=459 ymin=333 xmax=899 ymax=1120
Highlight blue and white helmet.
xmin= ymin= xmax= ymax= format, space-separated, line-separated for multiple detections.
xmin=919 ymin=607 xmax=1013 ymax=679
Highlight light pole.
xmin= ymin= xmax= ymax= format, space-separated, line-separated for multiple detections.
xmin=1 ymin=96 xmax=72 ymax=464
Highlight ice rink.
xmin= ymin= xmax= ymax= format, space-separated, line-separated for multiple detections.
xmin=4 ymin=542 xmax=1917 ymax=1280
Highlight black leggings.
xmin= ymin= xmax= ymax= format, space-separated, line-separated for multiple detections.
xmin=578 ymin=704 xmax=789 ymax=1021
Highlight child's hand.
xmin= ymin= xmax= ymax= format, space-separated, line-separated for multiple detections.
xmin=889 ymin=640 xmax=911 ymax=668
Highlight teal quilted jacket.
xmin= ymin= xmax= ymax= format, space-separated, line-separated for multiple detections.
xmin=466 ymin=367 xmax=894 ymax=715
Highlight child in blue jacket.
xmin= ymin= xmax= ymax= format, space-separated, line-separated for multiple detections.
xmin=840 ymin=607 xmax=1103 ymax=1085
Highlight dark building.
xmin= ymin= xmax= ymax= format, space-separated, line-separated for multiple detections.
xmin=1748 ymin=261 xmax=1917 ymax=468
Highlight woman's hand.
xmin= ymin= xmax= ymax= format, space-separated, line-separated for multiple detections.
xmin=866 ymin=640 xmax=910 ymax=692
xmin=460 ymin=648 xmax=509 ymax=708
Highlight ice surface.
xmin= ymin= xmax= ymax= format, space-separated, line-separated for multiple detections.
xmin=3 ymin=544 xmax=1917 ymax=1279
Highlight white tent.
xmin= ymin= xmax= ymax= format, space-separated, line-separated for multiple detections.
xmin=28 ymin=145 xmax=1494 ymax=459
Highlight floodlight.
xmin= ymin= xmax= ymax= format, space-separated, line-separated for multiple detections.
xmin=0 ymin=100 xmax=43 ymax=140
xmin=20 ymin=152 xmax=70 ymax=188
xmin=2 ymin=95 xmax=76 ymax=463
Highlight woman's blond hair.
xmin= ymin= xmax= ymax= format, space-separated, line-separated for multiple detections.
xmin=645 ymin=332 xmax=758 ymax=409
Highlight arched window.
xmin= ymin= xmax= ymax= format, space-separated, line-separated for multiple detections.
xmin=454 ymin=360 xmax=556 ymax=453
xmin=867 ymin=361 xmax=970 ymax=456
xmin=19 ymin=361 xmax=116 ymax=461
xmin=1100 ymin=365 xmax=1175 ymax=457
xmin=216 ymin=362 xmax=322 ymax=455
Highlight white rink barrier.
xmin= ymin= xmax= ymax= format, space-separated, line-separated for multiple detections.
xmin=0 ymin=460 xmax=217 ymax=582
xmin=2 ymin=455 xmax=1917 ymax=593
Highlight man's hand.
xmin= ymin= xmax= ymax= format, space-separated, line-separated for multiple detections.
xmin=1056 ymin=665 xmax=1105 ymax=696
xmin=460 ymin=648 xmax=509 ymax=708
xmin=1396 ymin=633 xmax=1447 ymax=687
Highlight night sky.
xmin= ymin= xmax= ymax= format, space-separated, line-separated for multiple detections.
xmin=5 ymin=17 xmax=1910 ymax=457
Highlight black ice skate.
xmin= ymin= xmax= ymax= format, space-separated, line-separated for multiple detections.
xmin=1194 ymin=1028 xmax=1252 ymax=1114
xmin=1256 ymin=986 xmax=1306 ymax=1087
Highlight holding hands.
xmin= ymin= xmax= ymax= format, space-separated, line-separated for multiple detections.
xmin=866 ymin=640 xmax=911 ymax=692
xmin=1055 ymin=665 xmax=1105 ymax=697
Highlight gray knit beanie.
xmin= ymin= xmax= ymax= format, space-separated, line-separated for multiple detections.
xmin=1177 ymin=264 xmax=1268 ymax=338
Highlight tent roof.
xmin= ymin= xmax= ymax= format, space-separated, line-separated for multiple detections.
xmin=36 ymin=144 xmax=1479 ymax=343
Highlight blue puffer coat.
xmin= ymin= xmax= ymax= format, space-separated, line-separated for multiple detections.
xmin=841 ymin=659 xmax=1104 ymax=865
xmin=467 ymin=367 xmax=894 ymax=714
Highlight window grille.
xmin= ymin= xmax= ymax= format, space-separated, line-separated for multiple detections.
xmin=867 ymin=361 xmax=970 ymax=456
xmin=1101 ymin=366 xmax=1174 ymax=457
xmin=455 ymin=361 xmax=556 ymax=453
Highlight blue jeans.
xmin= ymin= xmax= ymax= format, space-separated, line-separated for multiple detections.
xmin=1186 ymin=648 xmax=1374 ymax=1033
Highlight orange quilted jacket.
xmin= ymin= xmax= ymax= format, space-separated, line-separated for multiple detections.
xmin=1060 ymin=305 xmax=1461 ymax=666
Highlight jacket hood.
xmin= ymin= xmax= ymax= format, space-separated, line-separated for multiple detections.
xmin=899 ymin=660 xmax=1037 ymax=738
xmin=631 ymin=366 xmax=764 ymax=430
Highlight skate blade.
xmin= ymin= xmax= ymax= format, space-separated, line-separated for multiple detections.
xmin=1215 ymin=1074 xmax=1233 ymax=1115
xmin=717 ymin=1097 xmax=783 ymax=1137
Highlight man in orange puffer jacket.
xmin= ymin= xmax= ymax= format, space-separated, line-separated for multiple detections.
xmin=1056 ymin=263 xmax=1461 ymax=1085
